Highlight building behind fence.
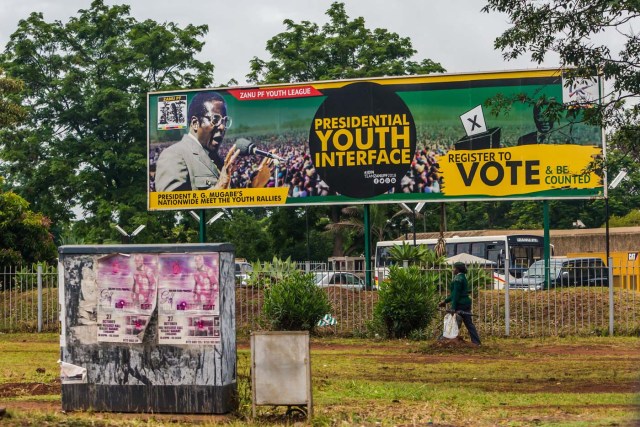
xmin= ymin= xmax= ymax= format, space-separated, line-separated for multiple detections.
xmin=1 ymin=261 xmax=638 ymax=337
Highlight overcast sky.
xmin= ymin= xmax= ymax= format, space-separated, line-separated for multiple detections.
xmin=0 ymin=0 xmax=561 ymax=85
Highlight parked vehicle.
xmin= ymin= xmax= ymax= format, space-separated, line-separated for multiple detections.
xmin=314 ymin=271 xmax=366 ymax=290
xmin=510 ymin=257 xmax=608 ymax=290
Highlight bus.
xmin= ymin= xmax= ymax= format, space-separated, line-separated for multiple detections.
xmin=374 ymin=234 xmax=547 ymax=283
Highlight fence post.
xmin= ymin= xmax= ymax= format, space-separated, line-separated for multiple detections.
xmin=504 ymin=257 xmax=510 ymax=336
xmin=608 ymin=257 xmax=614 ymax=336
xmin=37 ymin=264 xmax=43 ymax=333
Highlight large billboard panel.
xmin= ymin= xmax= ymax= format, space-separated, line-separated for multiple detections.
xmin=147 ymin=69 xmax=603 ymax=211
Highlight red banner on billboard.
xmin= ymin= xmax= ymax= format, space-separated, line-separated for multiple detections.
xmin=228 ymin=85 xmax=322 ymax=101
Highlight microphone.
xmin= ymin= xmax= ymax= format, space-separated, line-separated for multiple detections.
xmin=234 ymin=138 xmax=284 ymax=162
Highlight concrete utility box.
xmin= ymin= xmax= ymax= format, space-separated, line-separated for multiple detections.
xmin=58 ymin=244 xmax=236 ymax=413
xmin=251 ymin=331 xmax=312 ymax=418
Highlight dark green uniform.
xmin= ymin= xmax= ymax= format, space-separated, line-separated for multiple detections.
xmin=444 ymin=273 xmax=472 ymax=310
xmin=443 ymin=271 xmax=481 ymax=345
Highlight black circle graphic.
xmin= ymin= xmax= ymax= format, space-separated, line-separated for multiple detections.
xmin=308 ymin=82 xmax=416 ymax=198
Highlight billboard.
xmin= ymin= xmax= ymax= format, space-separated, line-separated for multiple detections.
xmin=147 ymin=69 xmax=603 ymax=211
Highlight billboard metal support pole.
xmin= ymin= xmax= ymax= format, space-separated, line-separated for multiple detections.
xmin=364 ymin=204 xmax=372 ymax=290
xmin=605 ymin=196 xmax=610 ymax=263
xmin=543 ymin=201 xmax=550 ymax=287
xmin=412 ymin=205 xmax=417 ymax=246
xmin=37 ymin=264 xmax=43 ymax=333
xmin=306 ymin=207 xmax=310 ymax=261
xmin=504 ymin=256 xmax=510 ymax=336
xmin=608 ymin=256 xmax=614 ymax=335
xmin=199 ymin=209 xmax=206 ymax=243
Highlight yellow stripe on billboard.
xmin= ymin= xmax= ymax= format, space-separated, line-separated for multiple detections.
xmin=150 ymin=188 xmax=289 ymax=210
xmin=438 ymin=145 xmax=601 ymax=197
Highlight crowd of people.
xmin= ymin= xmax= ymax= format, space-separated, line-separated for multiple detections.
xmin=399 ymin=147 xmax=445 ymax=194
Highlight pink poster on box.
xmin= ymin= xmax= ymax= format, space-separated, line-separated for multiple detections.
xmin=157 ymin=253 xmax=221 ymax=344
xmin=96 ymin=253 xmax=158 ymax=343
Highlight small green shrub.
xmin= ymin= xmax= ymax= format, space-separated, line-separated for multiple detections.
xmin=262 ymin=271 xmax=332 ymax=333
xmin=388 ymin=243 xmax=429 ymax=265
xmin=373 ymin=265 xmax=439 ymax=338
xmin=247 ymin=256 xmax=299 ymax=288
xmin=388 ymin=244 xmax=448 ymax=267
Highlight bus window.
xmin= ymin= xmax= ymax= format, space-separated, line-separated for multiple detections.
xmin=487 ymin=249 xmax=501 ymax=266
xmin=457 ymin=243 xmax=470 ymax=255
xmin=377 ymin=247 xmax=394 ymax=267
xmin=446 ymin=243 xmax=455 ymax=257
xmin=511 ymin=246 xmax=529 ymax=270
xmin=471 ymin=243 xmax=485 ymax=258
xmin=487 ymin=243 xmax=505 ymax=267
xmin=532 ymin=246 xmax=543 ymax=261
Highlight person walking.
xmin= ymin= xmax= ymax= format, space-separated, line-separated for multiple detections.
xmin=439 ymin=261 xmax=481 ymax=345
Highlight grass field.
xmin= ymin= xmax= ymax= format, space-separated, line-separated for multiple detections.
xmin=0 ymin=333 xmax=638 ymax=426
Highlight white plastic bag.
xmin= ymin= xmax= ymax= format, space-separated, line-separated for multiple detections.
xmin=443 ymin=313 xmax=459 ymax=339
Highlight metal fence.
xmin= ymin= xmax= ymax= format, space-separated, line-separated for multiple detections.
xmin=0 ymin=264 xmax=59 ymax=332
xmin=1 ymin=260 xmax=638 ymax=337
xmin=238 ymin=259 xmax=639 ymax=337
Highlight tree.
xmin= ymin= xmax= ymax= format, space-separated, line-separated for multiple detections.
xmin=267 ymin=206 xmax=332 ymax=261
xmin=0 ymin=71 xmax=56 ymax=265
xmin=247 ymin=2 xmax=445 ymax=84
xmin=223 ymin=210 xmax=273 ymax=261
xmin=482 ymin=1 xmax=640 ymax=152
xmin=0 ymin=1 xmax=215 ymax=241
xmin=0 ymin=179 xmax=57 ymax=266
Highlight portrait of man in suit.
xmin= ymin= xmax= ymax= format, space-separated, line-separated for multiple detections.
xmin=155 ymin=91 xmax=239 ymax=191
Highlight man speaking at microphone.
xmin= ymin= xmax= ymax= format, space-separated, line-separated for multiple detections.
xmin=155 ymin=91 xmax=240 ymax=191
xmin=155 ymin=91 xmax=275 ymax=191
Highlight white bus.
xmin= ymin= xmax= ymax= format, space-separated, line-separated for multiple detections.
xmin=374 ymin=234 xmax=547 ymax=284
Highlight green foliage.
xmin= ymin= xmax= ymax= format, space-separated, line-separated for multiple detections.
xmin=223 ymin=210 xmax=273 ymax=261
xmin=603 ymin=131 xmax=640 ymax=225
xmin=373 ymin=265 xmax=439 ymax=338
xmin=608 ymin=124 xmax=640 ymax=167
xmin=267 ymin=206 xmax=332 ymax=261
xmin=247 ymin=256 xmax=299 ymax=288
xmin=388 ymin=244 xmax=447 ymax=267
xmin=609 ymin=210 xmax=640 ymax=227
xmin=0 ymin=69 xmax=25 ymax=128
xmin=0 ymin=1 xmax=214 ymax=240
xmin=0 ymin=69 xmax=54 ymax=267
xmin=262 ymin=270 xmax=332 ymax=332
xmin=0 ymin=186 xmax=57 ymax=266
xmin=388 ymin=243 xmax=429 ymax=265
xmin=248 ymin=2 xmax=445 ymax=84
